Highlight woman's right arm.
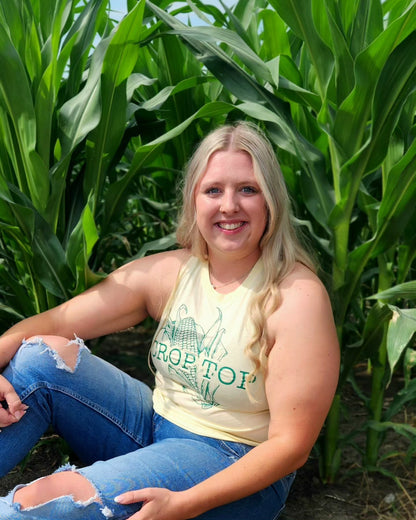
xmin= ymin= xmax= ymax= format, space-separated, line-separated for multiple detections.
xmin=0 ymin=249 xmax=187 ymax=365
xmin=0 ymin=264 xmax=149 ymax=426
xmin=0 ymin=249 xmax=188 ymax=425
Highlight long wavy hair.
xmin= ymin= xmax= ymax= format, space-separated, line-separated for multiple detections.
xmin=176 ymin=122 xmax=316 ymax=377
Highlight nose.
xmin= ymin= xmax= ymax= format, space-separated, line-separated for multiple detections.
xmin=220 ymin=190 xmax=239 ymax=213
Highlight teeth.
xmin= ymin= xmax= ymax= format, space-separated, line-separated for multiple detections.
xmin=218 ymin=222 xmax=243 ymax=230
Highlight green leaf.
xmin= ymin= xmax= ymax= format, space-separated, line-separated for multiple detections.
xmin=139 ymin=101 xmax=235 ymax=152
xmin=333 ymin=2 xmax=416 ymax=162
xmin=268 ymin=0 xmax=334 ymax=96
xmin=132 ymin=233 xmax=177 ymax=260
xmin=30 ymin=212 xmax=73 ymax=299
xmin=63 ymin=0 xmax=110 ymax=98
xmin=267 ymin=56 xmax=322 ymax=112
xmin=34 ymin=0 xmax=74 ymax=164
xmin=369 ymin=281 xmax=416 ymax=301
xmin=0 ymin=186 xmax=35 ymax=239
xmin=58 ymin=38 xmax=108 ymax=156
xmin=167 ymin=25 xmax=273 ymax=82
xmin=140 ymin=76 xmax=211 ymax=112
xmin=0 ymin=302 xmax=25 ymax=322
xmin=0 ymin=24 xmax=49 ymax=212
xmin=368 ymin=420 xmax=416 ymax=439
xmin=383 ymin=377 xmax=416 ymax=421
xmin=385 ymin=306 xmax=416 ymax=376
xmin=67 ymin=201 xmax=104 ymax=294
xmin=259 ymin=8 xmax=291 ymax=59
xmin=102 ymin=0 xmax=145 ymax=87
xmin=365 ymin=31 xmax=416 ymax=171
xmin=84 ymin=0 xmax=146 ymax=213
xmin=342 ymin=140 xmax=416 ymax=303
xmin=340 ymin=302 xmax=392 ymax=387
xmin=324 ymin=1 xmax=355 ymax=104
xmin=350 ymin=0 xmax=384 ymax=56
xmin=0 ymin=262 xmax=36 ymax=319
xmin=372 ymin=139 xmax=416 ymax=254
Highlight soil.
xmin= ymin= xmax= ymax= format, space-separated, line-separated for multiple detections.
xmin=1 ymin=327 xmax=415 ymax=519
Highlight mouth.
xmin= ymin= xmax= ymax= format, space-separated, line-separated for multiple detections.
xmin=216 ymin=221 xmax=246 ymax=231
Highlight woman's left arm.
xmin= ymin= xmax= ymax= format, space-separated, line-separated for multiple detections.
xmin=118 ymin=266 xmax=340 ymax=520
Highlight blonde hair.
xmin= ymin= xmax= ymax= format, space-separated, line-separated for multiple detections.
xmin=176 ymin=122 xmax=316 ymax=377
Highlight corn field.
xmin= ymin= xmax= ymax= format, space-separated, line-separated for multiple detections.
xmin=0 ymin=0 xmax=415 ymax=483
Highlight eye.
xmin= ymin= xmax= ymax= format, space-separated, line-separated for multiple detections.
xmin=241 ymin=185 xmax=258 ymax=194
xmin=204 ymin=186 xmax=221 ymax=195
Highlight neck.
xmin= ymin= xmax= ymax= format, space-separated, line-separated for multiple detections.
xmin=207 ymin=249 xmax=260 ymax=276
xmin=209 ymin=268 xmax=251 ymax=290
xmin=207 ymin=252 xmax=260 ymax=291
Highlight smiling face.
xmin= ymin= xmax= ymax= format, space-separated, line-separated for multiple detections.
xmin=195 ymin=150 xmax=268 ymax=264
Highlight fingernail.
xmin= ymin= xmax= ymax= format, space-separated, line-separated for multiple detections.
xmin=13 ymin=410 xmax=26 ymax=420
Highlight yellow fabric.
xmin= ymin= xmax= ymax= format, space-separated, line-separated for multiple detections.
xmin=150 ymin=256 xmax=269 ymax=446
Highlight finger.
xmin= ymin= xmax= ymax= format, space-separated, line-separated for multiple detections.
xmin=0 ymin=408 xmax=18 ymax=428
xmin=115 ymin=489 xmax=150 ymax=505
xmin=0 ymin=407 xmax=26 ymax=425
xmin=0 ymin=397 xmax=28 ymax=423
xmin=4 ymin=389 xmax=25 ymax=415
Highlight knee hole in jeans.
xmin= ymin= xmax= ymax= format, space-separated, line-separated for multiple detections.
xmin=13 ymin=471 xmax=101 ymax=509
xmin=26 ymin=335 xmax=85 ymax=373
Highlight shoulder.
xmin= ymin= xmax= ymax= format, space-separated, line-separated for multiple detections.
xmin=113 ymin=249 xmax=191 ymax=278
xmin=278 ymin=262 xmax=330 ymax=311
xmin=266 ymin=262 xmax=338 ymax=357
xmin=109 ymin=249 xmax=192 ymax=320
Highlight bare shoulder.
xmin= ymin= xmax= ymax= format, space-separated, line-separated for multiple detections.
xmin=280 ymin=261 xmax=327 ymax=291
xmin=268 ymin=263 xmax=333 ymax=327
xmin=109 ymin=249 xmax=191 ymax=320
xmin=113 ymin=249 xmax=190 ymax=279
xmin=279 ymin=262 xmax=331 ymax=310
xmin=266 ymin=261 xmax=339 ymax=370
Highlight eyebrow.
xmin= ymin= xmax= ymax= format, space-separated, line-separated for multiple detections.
xmin=199 ymin=179 xmax=261 ymax=188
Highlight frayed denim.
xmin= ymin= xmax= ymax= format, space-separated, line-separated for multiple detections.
xmin=0 ymin=338 xmax=295 ymax=519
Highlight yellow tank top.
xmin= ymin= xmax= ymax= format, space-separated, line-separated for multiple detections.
xmin=151 ymin=256 xmax=269 ymax=446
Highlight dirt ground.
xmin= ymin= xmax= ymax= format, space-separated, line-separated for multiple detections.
xmin=1 ymin=327 xmax=415 ymax=519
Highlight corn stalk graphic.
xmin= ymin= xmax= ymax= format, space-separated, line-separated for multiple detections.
xmin=160 ymin=304 xmax=227 ymax=408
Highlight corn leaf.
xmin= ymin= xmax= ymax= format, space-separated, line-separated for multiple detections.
xmin=369 ymin=281 xmax=416 ymax=302
xmin=84 ymin=0 xmax=146 ymax=212
xmin=333 ymin=1 xmax=416 ymax=162
xmin=385 ymin=307 xmax=416 ymax=376
xmin=66 ymin=201 xmax=105 ymax=295
xmin=0 ymin=24 xmax=49 ymax=213
xmin=268 ymin=0 xmax=334 ymax=96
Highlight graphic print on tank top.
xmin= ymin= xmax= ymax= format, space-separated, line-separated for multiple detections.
xmin=154 ymin=303 xmax=228 ymax=409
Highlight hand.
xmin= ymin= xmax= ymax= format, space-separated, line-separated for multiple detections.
xmin=0 ymin=374 xmax=28 ymax=428
xmin=115 ymin=487 xmax=191 ymax=520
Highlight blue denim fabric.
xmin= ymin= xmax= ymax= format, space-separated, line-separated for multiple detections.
xmin=0 ymin=338 xmax=295 ymax=519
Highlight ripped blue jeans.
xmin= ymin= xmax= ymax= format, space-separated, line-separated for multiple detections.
xmin=0 ymin=338 xmax=295 ymax=519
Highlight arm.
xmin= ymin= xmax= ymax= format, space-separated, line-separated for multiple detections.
xmin=0 ymin=249 xmax=187 ymax=367
xmin=117 ymin=264 xmax=340 ymax=520
xmin=0 ymin=249 xmax=188 ymax=425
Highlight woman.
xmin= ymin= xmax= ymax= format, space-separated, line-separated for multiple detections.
xmin=0 ymin=122 xmax=339 ymax=519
